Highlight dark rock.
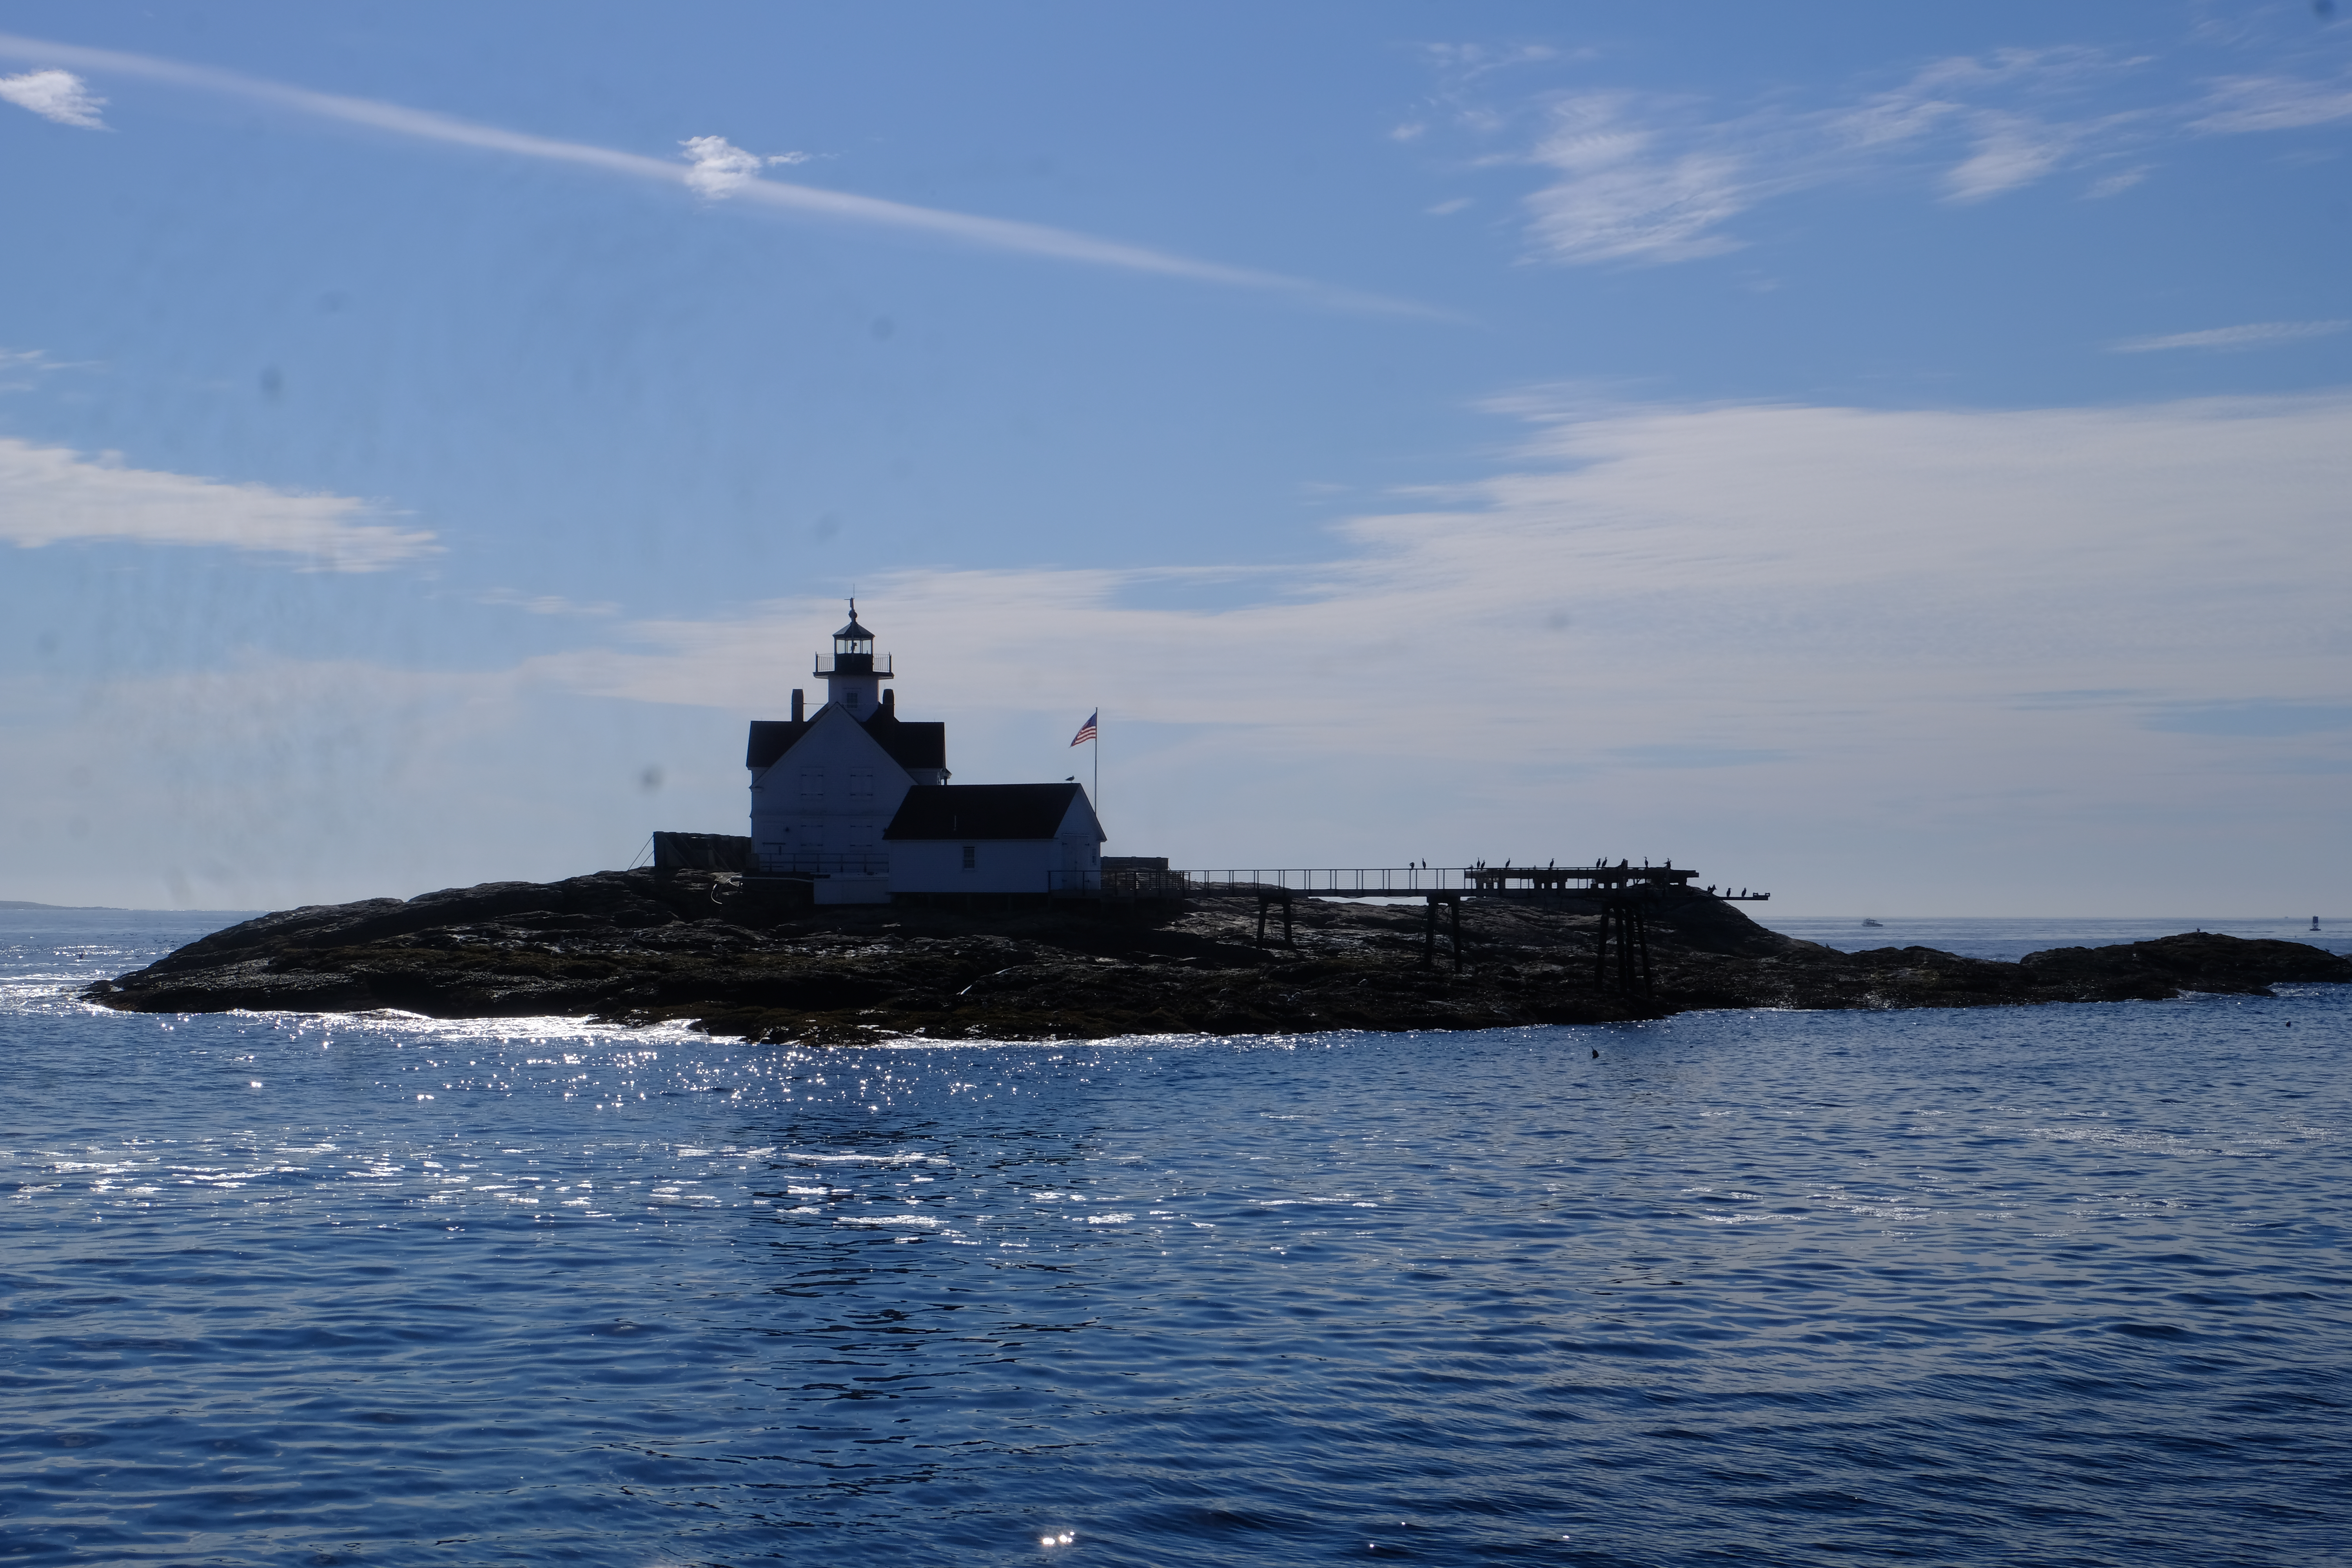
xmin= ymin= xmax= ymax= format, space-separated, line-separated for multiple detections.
xmin=2019 ymin=931 xmax=2352 ymax=999
xmin=82 ymin=872 xmax=2348 ymax=1042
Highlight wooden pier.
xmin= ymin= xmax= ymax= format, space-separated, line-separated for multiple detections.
xmin=1078 ymin=861 xmax=1776 ymax=991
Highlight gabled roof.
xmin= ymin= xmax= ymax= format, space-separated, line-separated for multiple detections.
xmin=745 ymin=719 xmax=811 ymax=770
xmin=861 ymin=711 xmax=946 ymax=771
xmin=745 ymin=709 xmax=946 ymax=772
xmin=883 ymin=783 xmax=1094 ymax=841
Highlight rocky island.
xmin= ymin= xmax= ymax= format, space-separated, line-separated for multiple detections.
xmin=85 ymin=870 xmax=2350 ymax=1043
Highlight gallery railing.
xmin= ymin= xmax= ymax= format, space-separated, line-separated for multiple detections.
xmin=811 ymin=653 xmax=893 ymax=677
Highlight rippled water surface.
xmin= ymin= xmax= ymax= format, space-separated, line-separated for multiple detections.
xmin=5 ymin=910 xmax=2347 ymax=1565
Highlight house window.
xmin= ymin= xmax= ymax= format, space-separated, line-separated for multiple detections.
xmin=848 ymin=769 xmax=875 ymax=799
xmin=848 ymin=822 xmax=875 ymax=849
xmin=800 ymin=769 xmax=824 ymax=796
xmin=961 ymin=844 xmax=976 ymax=870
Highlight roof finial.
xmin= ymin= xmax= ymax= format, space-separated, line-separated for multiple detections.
xmin=848 ymin=595 xmax=856 ymax=619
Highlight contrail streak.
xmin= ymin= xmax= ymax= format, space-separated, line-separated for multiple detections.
xmin=0 ymin=31 xmax=1450 ymax=319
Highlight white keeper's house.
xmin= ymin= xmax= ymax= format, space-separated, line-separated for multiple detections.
xmin=745 ymin=604 xmax=1104 ymax=903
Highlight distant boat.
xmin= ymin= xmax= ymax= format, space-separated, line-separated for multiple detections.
xmin=2314 ymin=916 xmax=2323 ymax=932
xmin=1861 ymin=918 xmax=1884 ymax=928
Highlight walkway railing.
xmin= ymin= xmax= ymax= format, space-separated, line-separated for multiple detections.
xmin=805 ymin=862 xmax=1753 ymax=900
xmin=1046 ymin=870 xmax=1192 ymax=898
xmin=1177 ymin=867 xmax=1470 ymax=895
xmin=750 ymin=854 xmax=890 ymax=877
xmin=1172 ymin=864 xmax=1707 ymax=896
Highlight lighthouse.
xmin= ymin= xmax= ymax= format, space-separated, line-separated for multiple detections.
xmin=816 ymin=601 xmax=887 ymax=716
xmin=742 ymin=601 xmax=1104 ymax=904
xmin=743 ymin=603 xmax=947 ymax=891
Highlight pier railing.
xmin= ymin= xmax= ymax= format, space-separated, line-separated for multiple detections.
xmin=1046 ymin=869 xmax=1193 ymax=898
xmin=1172 ymin=864 xmax=1709 ymax=896
xmin=763 ymin=862 xmax=1762 ymax=899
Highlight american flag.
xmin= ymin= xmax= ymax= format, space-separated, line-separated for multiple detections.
xmin=1069 ymin=710 xmax=1098 ymax=746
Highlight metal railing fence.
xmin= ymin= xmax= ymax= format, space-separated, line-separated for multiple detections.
xmin=750 ymin=854 xmax=890 ymax=877
xmin=1046 ymin=870 xmax=1193 ymax=897
xmin=1169 ymin=865 xmax=1703 ymax=896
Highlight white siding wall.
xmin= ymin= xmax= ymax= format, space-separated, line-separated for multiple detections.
xmin=1058 ymin=794 xmax=1106 ymax=867
xmin=747 ymin=706 xmax=914 ymax=870
xmin=887 ymin=795 xmax=1104 ymax=894
xmin=887 ymin=838 xmax=1058 ymax=895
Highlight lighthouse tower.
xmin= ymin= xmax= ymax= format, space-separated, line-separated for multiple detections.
xmin=817 ymin=600 xmax=889 ymax=716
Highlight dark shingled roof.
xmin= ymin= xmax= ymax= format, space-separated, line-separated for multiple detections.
xmin=745 ymin=719 xmax=808 ymax=770
xmin=883 ymin=783 xmax=1090 ymax=841
xmin=862 ymin=712 xmax=946 ymax=771
xmin=744 ymin=712 xmax=946 ymax=772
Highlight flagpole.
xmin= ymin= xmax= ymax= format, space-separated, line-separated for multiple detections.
xmin=1094 ymin=708 xmax=1101 ymax=828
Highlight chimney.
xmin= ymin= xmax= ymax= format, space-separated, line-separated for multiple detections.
xmin=790 ymin=688 xmax=804 ymax=722
xmin=881 ymin=688 xmax=895 ymax=715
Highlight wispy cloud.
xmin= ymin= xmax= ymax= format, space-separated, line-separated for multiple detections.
xmin=1418 ymin=40 xmax=2342 ymax=267
xmin=0 ymin=437 xmax=435 ymax=570
xmin=2192 ymin=73 xmax=2352 ymax=132
xmin=479 ymin=588 xmax=619 ymax=617
xmin=2110 ymin=320 xmax=2348 ymax=352
xmin=0 ymin=31 xmax=1441 ymax=319
xmin=2142 ymin=699 xmax=2352 ymax=737
xmin=1496 ymin=52 xmax=2140 ymax=265
xmin=0 ymin=345 xmax=88 ymax=391
xmin=0 ymin=66 xmax=104 ymax=126
xmin=1521 ymin=95 xmax=1751 ymax=263
xmin=1941 ymin=114 xmax=2078 ymax=201
xmin=1418 ymin=43 xmax=1564 ymax=78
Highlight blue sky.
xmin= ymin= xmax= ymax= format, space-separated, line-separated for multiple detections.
xmin=2 ymin=1 xmax=2347 ymax=913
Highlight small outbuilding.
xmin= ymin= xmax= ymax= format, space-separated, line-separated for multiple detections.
xmin=884 ymin=782 xmax=1104 ymax=899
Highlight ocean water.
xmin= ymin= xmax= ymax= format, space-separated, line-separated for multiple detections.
xmin=4 ymin=909 xmax=2347 ymax=1566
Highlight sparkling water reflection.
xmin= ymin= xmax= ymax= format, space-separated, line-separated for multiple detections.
xmin=4 ymin=911 xmax=2346 ymax=1565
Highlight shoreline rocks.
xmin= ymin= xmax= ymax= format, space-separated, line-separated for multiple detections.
xmin=83 ymin=869 xmax=2351 ymax=1044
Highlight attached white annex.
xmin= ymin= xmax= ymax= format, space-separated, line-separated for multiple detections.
xmin=883 ymin=782 xmax=1105 ymax=900
xmin=744 ymin=604 xmax=1104 ymax=903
